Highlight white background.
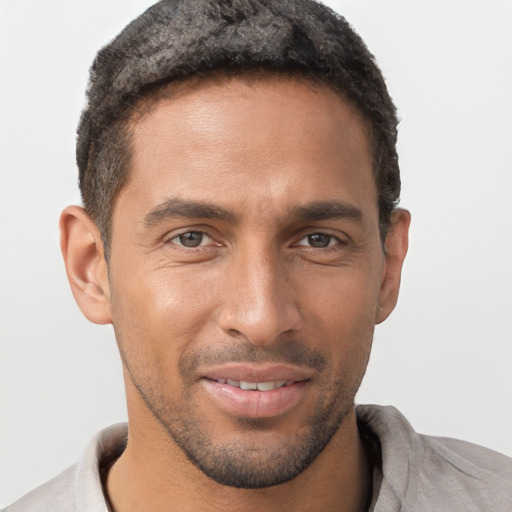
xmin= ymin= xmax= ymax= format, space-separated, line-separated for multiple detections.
xmin=1 ymin=0 xmax=511 ymax=506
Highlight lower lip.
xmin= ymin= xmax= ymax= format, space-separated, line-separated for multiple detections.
xmin=201 ymin=379 xmax=308 ymax=419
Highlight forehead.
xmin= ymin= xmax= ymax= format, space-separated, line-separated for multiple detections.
xmin=130 ymin=73 xmax=372 ymax=162
xmin=119 ymin=74 xmax=376 ymax=223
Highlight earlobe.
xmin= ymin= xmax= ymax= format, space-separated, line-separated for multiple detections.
xmin=59 ymin=206 xmax=112 ymax=325
xmin=375 ymin=209 xmax=411 ymax=324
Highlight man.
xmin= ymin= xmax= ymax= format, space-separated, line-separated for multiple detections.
xmin=4 ymin=0 xmax=511 ymax=510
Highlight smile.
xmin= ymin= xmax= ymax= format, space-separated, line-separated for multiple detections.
xmin=201 ymin=373 xmax=310 ymax=418
xmin=213 ymin=379 xmax=293 ymax=391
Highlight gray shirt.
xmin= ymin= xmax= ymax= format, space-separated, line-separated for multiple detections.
xmin=4 ymin=405 xmax=512 ymax=511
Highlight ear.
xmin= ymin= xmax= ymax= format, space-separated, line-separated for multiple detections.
xmin=60 ymin=206 xmax=112 ymax=324
xmin=375 ymin=209 xmax=411 ymax=324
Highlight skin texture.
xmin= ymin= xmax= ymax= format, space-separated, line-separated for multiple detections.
xmin=60 ymin=76 xmax=410 ymax=512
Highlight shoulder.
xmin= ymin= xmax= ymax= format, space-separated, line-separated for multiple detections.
xmin=357 ymin=404 xmax=512 ymax=511
xmin=418 ymin=434 xmax=512 ymax=501
xmin=3 ymin=423 xmax=127 ymax=512
xmin=3 ymin=466 xmax=77 ymax=512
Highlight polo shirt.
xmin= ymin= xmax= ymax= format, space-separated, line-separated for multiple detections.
xmin=5 ymin=405 xmax=512 ymax=511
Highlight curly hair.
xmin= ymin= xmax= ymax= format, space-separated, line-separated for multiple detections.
xmin=77 ymin=0 xmax=400 ymax=256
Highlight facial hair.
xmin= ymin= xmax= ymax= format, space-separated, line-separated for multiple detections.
xmin=122 ymin=338 xmax=366 ymax=489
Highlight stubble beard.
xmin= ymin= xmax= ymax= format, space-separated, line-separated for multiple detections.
xmin=132 ymin=371 xmax=358 ymax=489
xmin=170 ymin=385 xmax=353 ymax=488
xmin=121 ymin=337 xmax=369 ymax=489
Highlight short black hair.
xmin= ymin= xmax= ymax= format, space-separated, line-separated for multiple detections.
xmin=77 ymin=0 xmax=400 ymax=257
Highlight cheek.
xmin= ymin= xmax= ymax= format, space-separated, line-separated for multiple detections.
xmin=296 ymin=266 xmax=379 ymax=365
xmin=299 ymin=261 xmax=382 ymax=321
xmin=109 ymin=266 xmax=219 ymax=364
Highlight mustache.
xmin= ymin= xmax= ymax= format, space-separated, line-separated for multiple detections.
xmin=179 ymin=339 xmax=327 ymax=376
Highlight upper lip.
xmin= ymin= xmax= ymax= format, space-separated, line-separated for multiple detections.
xmin=201 ymin=363 xmax=313 ymax=383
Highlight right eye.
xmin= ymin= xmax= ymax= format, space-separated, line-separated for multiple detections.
xmin=169 ymin=231 xmax=213 ymax=248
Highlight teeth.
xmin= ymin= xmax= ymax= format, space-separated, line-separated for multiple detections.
xmin=240 ymin=381 xmax=258 ymax=390
xmin=257 ymin=380 xmax=286 ymax=391
xmin=257 ymin=381 xmax=276 ymax=391
xmin=217 ymin=379 xmax=290 ymax=391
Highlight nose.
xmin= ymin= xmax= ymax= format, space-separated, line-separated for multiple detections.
xmin=217 ymin=243 xmax=301 ymax=345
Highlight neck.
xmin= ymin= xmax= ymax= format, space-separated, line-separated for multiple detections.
xmin=105 ymin=405 xmax=372 ymax=512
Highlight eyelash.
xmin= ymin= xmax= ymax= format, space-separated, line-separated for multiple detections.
xmin=295 ymin=233 xmax=344 ymax=249
xmin=164 ymin=230 xmax=345 ymax=251
xmin=165 ymin=230 xmax=216 ymax=249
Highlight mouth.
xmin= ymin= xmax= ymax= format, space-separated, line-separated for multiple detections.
xmin=200 ymin=365 xmax=312 ymax=419
xmin=210 ymin=378 xmax=295 ymax=391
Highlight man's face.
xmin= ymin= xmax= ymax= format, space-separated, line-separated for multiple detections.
xmin=107 ymin=76 xmax=389 ymax=488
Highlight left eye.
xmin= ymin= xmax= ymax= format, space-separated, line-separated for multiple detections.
xmin=170 ymin=231 xmax=212 ymax=248
xmin=296 ymin=233 xmax=339 ymax=248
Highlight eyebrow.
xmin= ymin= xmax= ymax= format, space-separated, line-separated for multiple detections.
xmin=143 ymin=198 xmax=363 ymax=227
xmin=292 ymin=201 xmax=363 ymax=223
xmin=144 ymin=199 xmax=235 ymax=226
